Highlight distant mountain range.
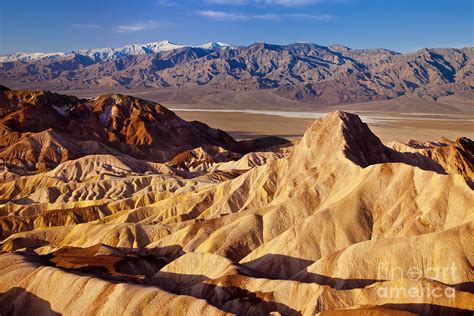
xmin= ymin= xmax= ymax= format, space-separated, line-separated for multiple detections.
xmin=1 ymin=41 xmax=472 ymax=105
xmin=0 ymin=41 xmax=231 ymax=62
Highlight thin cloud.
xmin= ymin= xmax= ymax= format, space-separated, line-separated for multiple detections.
xmin=197 ymin=10 xmax=333 ymax=21
xmin=206 ymin=0 xmax=249 ymax=4
xmin=156 ymin=0 xmax=181 ymax=7
xmin=197 ymin=10 xmax=247 ymax=21
xmin=286 ymin=13 xmax=334 ymax=20
xmin=261 ymin=0 xmax=323 ymax=5
xmin=197 ymin=10 xmax=279 ymax=21
xmin=114 ymin=21 xmax=162 ymax=33
xmin=206 ymin=0 xmax=327 ymax=6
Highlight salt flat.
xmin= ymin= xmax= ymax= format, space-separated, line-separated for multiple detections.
xmin=173 ymin=108 xmax=474 ymax=142
xmin=56 ymin=87 xmax=473 ymax=142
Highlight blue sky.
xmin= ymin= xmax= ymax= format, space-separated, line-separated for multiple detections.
xmin=0 ymin=0 xmax=472 ymax=54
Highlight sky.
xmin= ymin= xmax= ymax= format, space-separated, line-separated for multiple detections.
xmin=0 ymin=0 xmax=472 ymax=54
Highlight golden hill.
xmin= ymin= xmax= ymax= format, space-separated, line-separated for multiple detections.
xmin=0 ymin=89 xmax=473 ymax=315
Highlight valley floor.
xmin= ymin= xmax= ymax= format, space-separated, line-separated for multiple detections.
xmin=173 ymin=108 xmax=474 ymax=143
xmin=46 ymin=86 xmax=474 ymax=143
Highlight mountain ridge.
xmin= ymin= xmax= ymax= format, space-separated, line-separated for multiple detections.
xmin=0 ymin=89 xmax=472 ymax=314
xmin=0 ymin=41 xmax=401 ymax=62
xmin=0 ymin=87 xmax=257 ymax=172
xmin=1 ymin=42 xmax=472 ymax=105
xmin=0 ymin=40 xmax=232 ymax=63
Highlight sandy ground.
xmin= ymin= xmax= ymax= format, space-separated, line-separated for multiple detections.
xmin=174 ymin=109 xmax=474 ymax=143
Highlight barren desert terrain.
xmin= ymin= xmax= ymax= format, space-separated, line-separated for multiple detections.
xmin=0 ymin=86 xmax=473 ymax=315
xmin=1 ymin=0 xmax=473 ymax=313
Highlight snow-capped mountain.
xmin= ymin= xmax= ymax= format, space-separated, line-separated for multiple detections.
xmin=1 ymin=42 xmax=471 ymax=106
xmin=199 ymin=42 xmax=231 ymax=50
xmin=0 ymin=40 xmax=231 ymax=63
xmin=0 ymin=52 xmax=67 ymax=63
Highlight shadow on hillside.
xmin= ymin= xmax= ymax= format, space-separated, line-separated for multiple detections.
xmin=242 ymin=254 xmax=382 ymax=290
xmin=41 ymin=244 xmax=184 ymax=283
xmin=241 ymin=253 xmax=314 ymax=279
xmin=152 ymin=271 xmax=302 ymax=315
xmin=0 ymin=244 xmax=185 ymax=286
xmin=12 ymin=247 xmax=300 ymax=315
xmin=387 ymin=148 xmax=447 ymax=174
xmin=383 ymin=303 xmax=473 ymax=316
xmin=0 ymin=287 xmax=60 ymax=316
xmin=7 ymin=250 xmax=473 ymax=315
xmin=451 ymin=281 xmax=474 ymax=294
xmin=294 ymin=272 xmax=381 ymax=290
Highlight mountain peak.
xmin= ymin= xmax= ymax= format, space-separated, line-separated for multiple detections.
xmin=296 ymin=111 xmax=389 ymax=168
xmin=328 ymin=44 xmax=352 ymax=51
xmin=199 ymin=41 xmax=230 ymax=49
xmin=0 ymin=88 xmax=245 ymax=165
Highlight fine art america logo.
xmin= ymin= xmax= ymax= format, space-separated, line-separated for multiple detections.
xmin=376 ymin=263 xmax=458 ymax=299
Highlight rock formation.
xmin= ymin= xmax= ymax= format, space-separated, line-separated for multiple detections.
xmin=0 ymin=89 xmax=473 ymax=315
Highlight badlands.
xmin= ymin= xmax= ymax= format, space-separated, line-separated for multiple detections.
xmin=0 ymin=86 xmax=473 ymax=315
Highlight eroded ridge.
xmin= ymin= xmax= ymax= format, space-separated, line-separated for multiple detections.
xmin=0 ymin=88 xmax=473 ymax=315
